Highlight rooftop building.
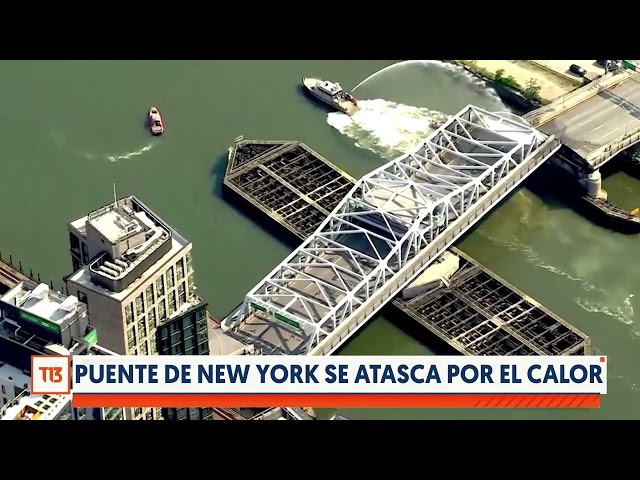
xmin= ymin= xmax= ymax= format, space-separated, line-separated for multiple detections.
xmin=65 ymin=195 xmax=211 ymax=421
xmin=0 ymin=280 xmax=123 ymax=421
xmin=0 ymin=389 xmax=72 ymax=420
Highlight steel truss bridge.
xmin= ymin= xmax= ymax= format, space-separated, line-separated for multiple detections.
xmin=223 ymin=105 xmax=562 ymax=356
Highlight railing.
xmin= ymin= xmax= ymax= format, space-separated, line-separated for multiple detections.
xmin=0 ymin=388 xmax=31 ymax=420
xmin=588 ymin=124 xmax=640 ymax=169
xmin=309 ymin=136 xmax=562 ymax=356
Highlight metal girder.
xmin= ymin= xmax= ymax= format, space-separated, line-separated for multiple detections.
xmin=229 ymin=105 xmax=547 ymax=355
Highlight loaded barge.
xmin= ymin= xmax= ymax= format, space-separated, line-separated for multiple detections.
xmin=221 ymin=138 xmax=591 ymax=356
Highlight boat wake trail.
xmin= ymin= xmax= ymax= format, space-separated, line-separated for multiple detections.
xmin=478 ymin=227 xmax=638 ymax=334
xmin=326 ymin=99 xmax=449 ymax=159
xmin=83 ymin=143 xmax=154 ymax=163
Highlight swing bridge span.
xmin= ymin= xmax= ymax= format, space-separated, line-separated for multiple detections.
xmin=222 ymin=105 xmax=563 ymax=356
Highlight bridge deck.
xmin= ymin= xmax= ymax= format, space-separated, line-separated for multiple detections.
xmin=540 ymin=75 xmax=640 ymax=164
xmin=225 ymin=105 xmax=560 ymax=355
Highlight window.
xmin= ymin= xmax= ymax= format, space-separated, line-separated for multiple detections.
xmin=78 ymin=291 xmax=88 ymax=304
xmin=187 ymin=275 xmax=195 ymax=297
xmin=176 ymin=258 xmax=184 ymax=281
xmin=81 ymin=243 xmax=89 ymax=264
xmin=148 ymin=309 xmax=157 ymax=330
xmin=186 ymin=252 xmax=193 ymax=274
xmin=126 ymin=328 xmax=136 ymax=350
xmin=135 ymin=293 xmax=145 ymax=316
xmin=134 ymin=407 xmax=142 ymax=418
xmin=155 ymin=276 xmax=165 ymax=297
xmin=168 ymin=291 xmax=176 ymax=315
xmin=158 ymin=299 xmax=166 ymax=321
xmin=137 ymin=318 xmax=147 ymax=339
xmin=140 ymin=342 xmax=148 ymax=356
xmin=145 ymin=284 xmax=154 ymax=308
xmin=125 ymin=303 xmax=134 ymax=325
xmin=178 ymin=283 xmax=186 ymax=305
xmin=150 ymin=340 xmax=158 ymax=355
xmin=1 ymin=385 xmax=5 ymax=394
xmin=197 ymin=314 xmax=206 ymax=333
xmin=167 ymin=267 xmax=175 ymax=288
xmin=69 ymin=233 xmax=80 ymax=256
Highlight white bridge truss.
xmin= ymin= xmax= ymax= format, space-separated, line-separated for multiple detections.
xmin=230 ymin=105 xmax=547 ymax=354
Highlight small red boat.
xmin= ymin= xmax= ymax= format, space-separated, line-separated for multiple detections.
xmin=148 ymin=107 xmax=164 ymax=136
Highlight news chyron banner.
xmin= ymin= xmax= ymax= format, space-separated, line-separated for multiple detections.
xmin=31 ymin=355 xmax=607 ymax=409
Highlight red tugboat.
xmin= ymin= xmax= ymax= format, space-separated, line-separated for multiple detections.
xmin=148 ymin=107 xmax=164 ymax=136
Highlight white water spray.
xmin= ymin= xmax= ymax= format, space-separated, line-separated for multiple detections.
xmin=327 ymin=99 xmax=449 ymax=159
xmin=332 ymin=60 xmax=503 ymax=159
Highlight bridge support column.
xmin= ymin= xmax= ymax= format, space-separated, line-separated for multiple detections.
xmin=585 ymin=169 xmax=607 ymax=200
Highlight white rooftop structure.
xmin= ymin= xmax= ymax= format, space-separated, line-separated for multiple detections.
xmin=67 ymin=196 xmax=191 ymax=301
xmin=0 ymin=391 xmax=71 ymax=420
xmin=1 ymin=282 xmax=82 ymax=325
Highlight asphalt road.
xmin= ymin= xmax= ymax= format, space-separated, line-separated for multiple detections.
xmin=540 ymin=77 xmax=640 ymax=162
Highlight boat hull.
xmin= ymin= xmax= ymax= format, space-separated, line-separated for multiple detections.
xmin=302 ymin=77 xmax=359 ymax=116
xmin=148 ymin=108 xmax=164 ymax=136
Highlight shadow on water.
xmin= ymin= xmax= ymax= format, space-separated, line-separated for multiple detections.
xmin=210 ymin=152 xmax=301 ymax=247
xmin=142 ymin=113 xmax=151 ymax=134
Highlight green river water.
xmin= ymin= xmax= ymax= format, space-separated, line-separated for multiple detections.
xmin=0 ymin=60 xmax=638 ymax=420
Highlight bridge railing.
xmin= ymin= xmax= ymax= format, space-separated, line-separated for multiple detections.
xmin=524 ymin=70 xmax=636 ymax=128
xmin=588 ymin=124 xmax=640 ymax=170
xmin=309 ymin=136 xmax=563 ymax=356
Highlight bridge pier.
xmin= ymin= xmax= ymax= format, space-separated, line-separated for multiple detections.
xmin=584 ymin=169 xmax=607 ymax=200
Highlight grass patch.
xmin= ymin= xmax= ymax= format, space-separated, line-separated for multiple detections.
xmin=452 ymin=60 xmax=544 ymax=103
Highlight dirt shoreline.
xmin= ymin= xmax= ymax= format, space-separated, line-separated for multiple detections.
xmin=447 ymin=60 xmax=580 ymax=105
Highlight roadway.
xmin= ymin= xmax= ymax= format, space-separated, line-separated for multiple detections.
xmin=539 ymin=76 xmax=640 ymax=163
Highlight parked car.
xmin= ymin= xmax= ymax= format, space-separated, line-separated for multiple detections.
xmin=569 ymin=64 xmax=587 ymax=77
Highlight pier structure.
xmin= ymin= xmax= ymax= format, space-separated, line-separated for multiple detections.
xmin=224 ymin=140 xmax=354 ymax=238
xmin=219 ymin=105 xmax=588 ymax=357
xmin=395 ymin=250 xmax=590 ymax=355
xmin=0 ymin=255 xmax=35 ymax=294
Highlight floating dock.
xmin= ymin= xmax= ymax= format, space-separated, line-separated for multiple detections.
xmin=395 ymin=250 xmax=590 ymax=355
xmin=224 ymin=139 xmax=355 ymax=238
xmin=223 ymin=139 xmax=591 ymax=356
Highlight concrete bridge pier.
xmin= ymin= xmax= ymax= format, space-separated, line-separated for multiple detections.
xmin=584 ymin=169 xmax=607 ymax=200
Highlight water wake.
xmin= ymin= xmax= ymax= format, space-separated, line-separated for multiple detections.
xmin=478 ymin=229 xmax=637 ymax=330
xmin=331 ymin=60 xmax=503 ymax=159
xmin=83 ymin=143 xmax=154 ymax=163
xmin=327 ymin=99 xmax=449 ymax=159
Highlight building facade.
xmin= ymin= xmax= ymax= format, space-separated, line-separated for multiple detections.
xmin=0 ymin=279 xmax=123 ymax=421
xmin=65 ymin=195 xmax=211 ymax=421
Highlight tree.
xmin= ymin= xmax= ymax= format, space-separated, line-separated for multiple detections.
xmin=523 ymin=78 xmax=542 ymax=101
